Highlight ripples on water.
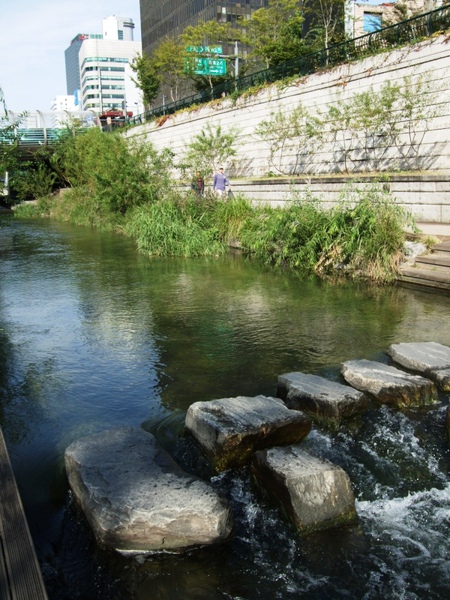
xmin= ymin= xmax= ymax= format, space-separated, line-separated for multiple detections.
xmin=0 ymin=216 xmax=449 ymax=599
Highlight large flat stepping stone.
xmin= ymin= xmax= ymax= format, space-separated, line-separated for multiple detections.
xmin=341 ymin=359 xmax=438 ymax=408
xmin=65 ymin=426 xmax=234 ymax=553
xmin=185 ymin=395 xmax=311 ymax=471
xmin=278 ymin=372 xmax=370 ymax=422
xmin=389 ymin=342 xmax=450 ymax=391
xmin=252 ymin=446 xmax=357 ymax=535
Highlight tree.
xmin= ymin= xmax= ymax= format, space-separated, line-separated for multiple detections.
xmin=0 ymin=86 xmax=31 ymax=202
xmin=183 ymin=122 xmax=240 ymax=178
xmin=130 ymin=53 xmax=161 ymax=108
xmin=382 ymin=0 xmax=425 ymax=28
xmin=242 ymin=0 xmax=306 ymax=68
xmin=151 ymin=37 xmax=189 ymax=102
xmin=181 ymin=20 xmax=235 ymax=91
xmin=302 ymin=0 xmax=346 ymax=53
xmin=255 ymin=103 xmax=324 ymax=174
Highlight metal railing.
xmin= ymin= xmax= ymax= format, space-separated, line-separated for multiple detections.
xmin=130 ymin=4 xmax=450 ymax=126
xmin=0 ymin=110 xmax=98 ymax=147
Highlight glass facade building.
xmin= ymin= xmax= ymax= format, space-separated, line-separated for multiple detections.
xmin=140 ymin=0 xmax=268 ymax=55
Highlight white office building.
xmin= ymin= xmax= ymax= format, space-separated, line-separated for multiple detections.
xmin=65 ymin=16 xmax=143 ymax=116
xmin=50 ymin=95 xmax=78 ymax=112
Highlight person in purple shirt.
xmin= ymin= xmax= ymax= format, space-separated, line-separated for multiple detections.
xmin=213 ymin=167 xmax=230 ymax=197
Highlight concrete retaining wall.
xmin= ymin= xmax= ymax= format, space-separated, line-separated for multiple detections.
xmin=230 ymin=174 xmax=450 ymax=226
xmin=126 ymin=35 xmax=450 ymax=225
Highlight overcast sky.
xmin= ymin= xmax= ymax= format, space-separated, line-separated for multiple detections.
xmin=0 ymin=0 xmax=142 ymax=113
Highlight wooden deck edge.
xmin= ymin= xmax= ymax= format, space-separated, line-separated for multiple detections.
xmin=0 ymin=427 xmax=48 ymax=600
xmin=396 ymin=277 xmax=450 ymax=294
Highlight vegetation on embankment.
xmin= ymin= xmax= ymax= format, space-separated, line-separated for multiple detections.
xmin=13 ymin=127 xmax=415 ymax=283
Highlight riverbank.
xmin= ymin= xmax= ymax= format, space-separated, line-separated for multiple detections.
xmin=1 ymin=217 xmax=450 ymax=599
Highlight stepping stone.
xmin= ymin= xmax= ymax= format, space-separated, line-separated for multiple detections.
xmin=341 ymin=359 xmax=438 ymax=408
xmin=65 ymin=426 xmax=234 ymax=553
xmin=278 ymin=372 xmax=370 ymax=422
xmin=389 ymin=341 xmax=450 ymax=391
xmin=185 ymin=395 xmax=311 ymax=471
xmin=252 ymin=446 xmax=357 ymax=535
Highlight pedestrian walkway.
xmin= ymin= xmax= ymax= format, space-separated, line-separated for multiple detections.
xmin=398 ymin=240 xmax=450 ymax=293
xmin=0 ymin=427 xmax=48 ymax=599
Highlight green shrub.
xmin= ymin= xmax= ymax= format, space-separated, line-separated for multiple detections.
xmin=210 ymin=194 xmax=254 ymax=242
xmin=50 ymin=128 xmax=173 ymax=217
xmin=238 ymin=182 xmax=414 ymax=282
xmin=124 ymin=198 xmax=225 ymax=257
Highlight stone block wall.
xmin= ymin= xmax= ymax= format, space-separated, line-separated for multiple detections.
xmin=230 ymin=175 xmax=450 ymax=225
xmin=126 ymin=34 xmax=450 ymax=224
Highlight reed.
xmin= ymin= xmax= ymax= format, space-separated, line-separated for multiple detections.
xmin=12 ymin=126 xmax=412 ymax=282
xmin=124 ymin=198 xmax=225 ymax=257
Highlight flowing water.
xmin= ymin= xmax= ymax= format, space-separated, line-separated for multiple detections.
xmin=0 ymin=214 xmax=449 ymax=600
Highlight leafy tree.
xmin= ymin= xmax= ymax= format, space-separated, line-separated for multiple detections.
xmin=0 ymin=86 xmax=33 ymax=202
xmin=255 ymin=103 xmax=324 ymax=174
xmin=130 ymin=53 xmax=161 ymax=108
xmin=382 ymin=0 xmax=426 ymax=28
xmin=302 ymin=0 xmax=346 ymax=53
xmin=183 ymin=122 xmax=239 ymax=178
xmin=321 ymin=74 xmax=440 ymax=173
xmin=241 ymin=0 xmax=306 ymax=68
xmin=397 ymin=73 xmax=443 ymax=166
xmin=50 ymin=127 xmax=174 ymax=219
xmin=13 ymin=158 xmax=57 ymax=201
xmin=151 ymin=37 xmax=189 ymax=102
xmin=349 ymin=81 xmax=402 ymax=168
xmin=181 ymin=20 xmax=235 ymax=91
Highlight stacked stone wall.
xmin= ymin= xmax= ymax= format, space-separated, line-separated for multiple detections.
xmin=126 ymin=35 xmax=450 ymax=224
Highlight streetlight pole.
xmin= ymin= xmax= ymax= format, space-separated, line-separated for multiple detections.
xmin=234 ymin=40 xmax=239 ymax=79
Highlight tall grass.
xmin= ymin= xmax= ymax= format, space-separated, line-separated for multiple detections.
xmin=124 ymin=197 xmax=225 ymax=257
xmin=238 ymin=182 xmax=414 ymax=282
xmin=13 ymin=125 xmax=412 ymax=282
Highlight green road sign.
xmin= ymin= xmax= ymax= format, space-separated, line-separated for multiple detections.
xmin=186 ymin=45 xmax=222 ymax=54
xmin=185 ymin=57 xmax=227 ymax=76
xmin=196 ymin=58 xmax=227 ymax=76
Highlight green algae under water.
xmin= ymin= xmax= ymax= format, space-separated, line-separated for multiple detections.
xmin=1 ymin=215 xmax=450 ymax=599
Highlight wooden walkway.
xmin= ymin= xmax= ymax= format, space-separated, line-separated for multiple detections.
xmin=0 ymin=427 xmax=48 ymax=600
xmin=398 ymin=241 xmax=450 ymax=293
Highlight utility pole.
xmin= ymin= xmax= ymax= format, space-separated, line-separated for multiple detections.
xmin=234 ymin=40 xmax=239 ymax=79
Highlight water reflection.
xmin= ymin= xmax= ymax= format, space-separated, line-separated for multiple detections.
xmin=0 ymin=215 xmax=449 ymax=599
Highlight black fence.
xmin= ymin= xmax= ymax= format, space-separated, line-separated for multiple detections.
xmin=130 ymin=4 xmax=450 ymax=126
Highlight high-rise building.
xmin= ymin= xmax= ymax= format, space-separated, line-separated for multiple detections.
xmin=64 ymin=16 xmax=143 ymax=115
xmin=50 ymin=95 xmax=78 ymax=113
xmin=140 ymin=1 xmax=268 ymax=56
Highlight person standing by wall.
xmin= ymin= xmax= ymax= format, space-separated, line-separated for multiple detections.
xmin=213 ymin=167 xmax=230 ymax=197
xmin=191 ymin=172 xmax=205 ymax=197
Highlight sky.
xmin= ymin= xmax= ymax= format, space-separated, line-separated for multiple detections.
xmin=0 ymin=0 xmax=142 ymax=113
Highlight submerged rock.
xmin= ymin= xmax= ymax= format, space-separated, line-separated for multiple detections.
xmin=341 ymin=359 xmax=438 ymax=408
xmin=389 ymin=341 xmax=450 ymax=391
xmin=185 ymin=395 xmax=311 ymax=471
xmin=252 ymin=446 xmax=358 ymax=535
xmin=278 ymin=372 xmax=370 ymax=422
xmin=64 ymin=426 xmax=234 ymax=553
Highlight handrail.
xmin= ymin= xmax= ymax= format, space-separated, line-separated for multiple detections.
xmin=130 ymin=4 xmax=450 ymax=126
